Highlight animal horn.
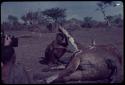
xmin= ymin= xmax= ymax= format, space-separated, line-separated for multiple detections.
xmin=58 ymin=26 xmax=79 ymax=51
xmin=91 ymin=39 xmax=96 ymax=46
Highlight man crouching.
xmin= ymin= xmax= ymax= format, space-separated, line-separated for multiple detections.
xmin=39 ymin=30 xmax=73 ymax=65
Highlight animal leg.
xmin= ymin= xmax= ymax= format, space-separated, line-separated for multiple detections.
xmin=63 ymin=70 xmax=83 ymax=81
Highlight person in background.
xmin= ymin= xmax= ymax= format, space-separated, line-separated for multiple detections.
xmin=1 ymin=34 xmax=31 ymax=84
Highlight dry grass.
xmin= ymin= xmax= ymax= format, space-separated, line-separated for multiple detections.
xmin=4 ymin=27 xmax=123 ymax=83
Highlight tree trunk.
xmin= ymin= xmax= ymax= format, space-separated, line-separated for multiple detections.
xmin=102 ymin=10 xmax=111 ymax=28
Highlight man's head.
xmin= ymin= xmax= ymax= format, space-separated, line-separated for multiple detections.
xmin=1 ymin=47 xmax=15 ymax=64
xmin=56 ymin=33 xmax=65 ymax=44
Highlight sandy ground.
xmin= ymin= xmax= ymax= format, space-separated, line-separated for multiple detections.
xmin=5 ymin=27 xmax=124 ymax=83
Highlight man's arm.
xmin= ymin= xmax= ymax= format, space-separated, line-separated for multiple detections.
xmin=54 ymin=46 xmax=73 ymax=53
xmin=63 ymin=33 xmax=68 ymax=47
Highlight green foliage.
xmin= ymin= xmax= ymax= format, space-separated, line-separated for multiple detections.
xmin=42 ymin=7 xmax=66 ymax=22
xmin=21 ymin=11 xmax=48 ymax=25
xmin=8 ymin=15 xmax=18 ymax=24
xmin=96 ymin=1 xmax=118 ymax=27
xmin=83 ymin=17 xmax=93 ymax=23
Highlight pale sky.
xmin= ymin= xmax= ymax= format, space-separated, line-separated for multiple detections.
xmin=1 ymin=1 xmax=123 ymax=23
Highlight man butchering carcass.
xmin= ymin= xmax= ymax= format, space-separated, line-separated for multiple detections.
xmin=39 ymin=27 xmax=73 ymax=65
xmin=42 ymin=26 xmax=122 ymax=83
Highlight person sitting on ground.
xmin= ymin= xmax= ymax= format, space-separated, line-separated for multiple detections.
xmin=1 ymin=35 xmax=31 ymax=84
xmin=39 ymin=29 xmax=73 ymax=65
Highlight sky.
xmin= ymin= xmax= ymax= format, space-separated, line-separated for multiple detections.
xmin=1 ymin=1 xmax=123 ymax=23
